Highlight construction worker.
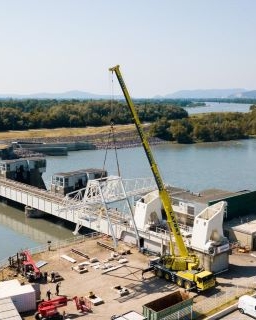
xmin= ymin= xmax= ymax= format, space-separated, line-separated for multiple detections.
xmin=55 ymin=282 xmax=61 ymax=295
xmin=50 ymin=271 xmax=55 ymax=282
xmin=43 ymin=271 xmax=48 ymax=283
xmin=46 ymin=289 xmax=52 ymax=300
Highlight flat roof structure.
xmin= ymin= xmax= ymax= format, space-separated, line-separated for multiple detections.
xmin=168 ymin=187 xmax=243 ymax=205
xmin=0 ymin=279 xmax=36 ymax=313
xmin=225 ymin=214 xmax=256 ymax=235
xmin=53 ymin=168 xmax=107 ymax=177
xmin=0 ymin=298 xmax=22 ymax=320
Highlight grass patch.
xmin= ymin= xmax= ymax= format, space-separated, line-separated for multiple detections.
xmin=0 ymin=124 xmax=136 ymax=141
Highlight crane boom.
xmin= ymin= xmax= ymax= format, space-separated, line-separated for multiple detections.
xmin=109 ymin=65 xmax=189 ymax=257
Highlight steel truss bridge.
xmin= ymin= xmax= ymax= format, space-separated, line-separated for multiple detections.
xmin=0 ymin=176 xmax=161 ymax=248
xmin=60 ymin=175 xmax=157 ymax=247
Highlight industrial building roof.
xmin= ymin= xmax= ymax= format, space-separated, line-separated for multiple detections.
xmin=0 ymin=279 xmax=34 ymax=299
xmin=0 ymin=298 xmax=22 ymax=320
xmin=167 ymin=186 xmax=240 ymax=205
xmin=224 ymin=214 xmax=256 ymax=235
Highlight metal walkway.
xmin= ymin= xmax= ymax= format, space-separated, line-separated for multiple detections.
xmin=0 ymin=176 xmax=158 ymax=247
xmin=0 ymin=176 xmax=192 ymax=253
xmin=0 ymin=177 xmax=64 ymax=214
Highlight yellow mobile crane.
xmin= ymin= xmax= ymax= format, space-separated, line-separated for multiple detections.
xmin=109 ymin=65 xmax=215 ymax=291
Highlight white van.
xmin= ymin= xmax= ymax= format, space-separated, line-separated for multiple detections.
xmin=238 ymin=295 xmax=256 ymax=317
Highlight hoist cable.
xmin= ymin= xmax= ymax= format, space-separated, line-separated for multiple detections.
xmin=101 ymin=72 xmax=121 ymax=177
xmin=110 ymin=120 xmax=121 ymax=177
xmin=102 ymin=128 xmax=112 ymax=175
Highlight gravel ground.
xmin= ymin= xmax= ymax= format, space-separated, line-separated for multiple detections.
xmin=2 ymin=239 xmax=256 ymax=320
xmin=3 ymin=237 xmax=179 ymax=320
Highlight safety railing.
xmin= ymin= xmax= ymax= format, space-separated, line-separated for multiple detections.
xmin=193 ymin=277 xmax=255 ymax=318
xmin=0 ymin=231 xmax=101 ymax=271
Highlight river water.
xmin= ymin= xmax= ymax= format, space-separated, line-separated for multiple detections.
xmin=184 ymin=102 xmax=252 ymax=114
xmin=1 ymin=102 xmax=255 ymax=260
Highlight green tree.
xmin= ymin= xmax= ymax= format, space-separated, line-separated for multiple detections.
xmin=150 ymin=118 xmax=172 ymax=140
xmin=170 ymin=120 xmax=192 ymax=143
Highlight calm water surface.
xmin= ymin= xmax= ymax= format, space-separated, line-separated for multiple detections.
xmin=184 ymin=102 xmax=252 ymax=114
xmin=43 ymin=139 xmax=256 ymax=193
xmin=0 ymin=201 xmax=78 ymax=260
xmin=1 ymin=102 xmax=256 ymax=259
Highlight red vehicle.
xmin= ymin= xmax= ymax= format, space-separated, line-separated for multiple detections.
xmin=20 ymin=250 xmax=41 ymax=281
xmin=73 ymin=296 xmax=92 ymax=313
xmin=35 ymin=296 xmax=68 ymax=320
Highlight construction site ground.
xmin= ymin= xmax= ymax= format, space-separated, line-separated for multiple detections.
xmin=2 ymin=237 xmax=256 ymax=320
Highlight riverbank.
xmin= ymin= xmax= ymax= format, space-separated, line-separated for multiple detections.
xmin=1 ymin=124 xmax=255 ymax=153
xmin=0 ymin=125 xmax=167 ymax=151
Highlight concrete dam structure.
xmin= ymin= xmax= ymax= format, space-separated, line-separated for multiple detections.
xmin=12 ymin=141 xmax=96 ymax=156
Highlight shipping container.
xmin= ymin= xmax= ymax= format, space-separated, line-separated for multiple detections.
xmin=143 ymin=290 xmax=193 ymax=320
xmin=0 ymin=279 xmax=36 ymax=312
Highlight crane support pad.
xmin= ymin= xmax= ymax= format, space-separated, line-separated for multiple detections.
xmin=142 ymin=266 xmax=154 ymax=275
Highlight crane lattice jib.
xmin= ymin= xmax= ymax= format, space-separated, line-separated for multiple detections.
xmin=109 ymin=65 xmax=189 ymax=257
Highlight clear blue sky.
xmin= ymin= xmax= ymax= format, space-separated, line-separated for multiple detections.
xmin=0 ymin=0 xmax=255 ymax=98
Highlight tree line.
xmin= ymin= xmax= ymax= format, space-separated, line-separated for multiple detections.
xmin=0 ymin=99 xmax=255 ymax=144
xmin=0 ymin=99 xmax=188 ymax=130
xmin=150 ymin=107 xmax=256 ymax=143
